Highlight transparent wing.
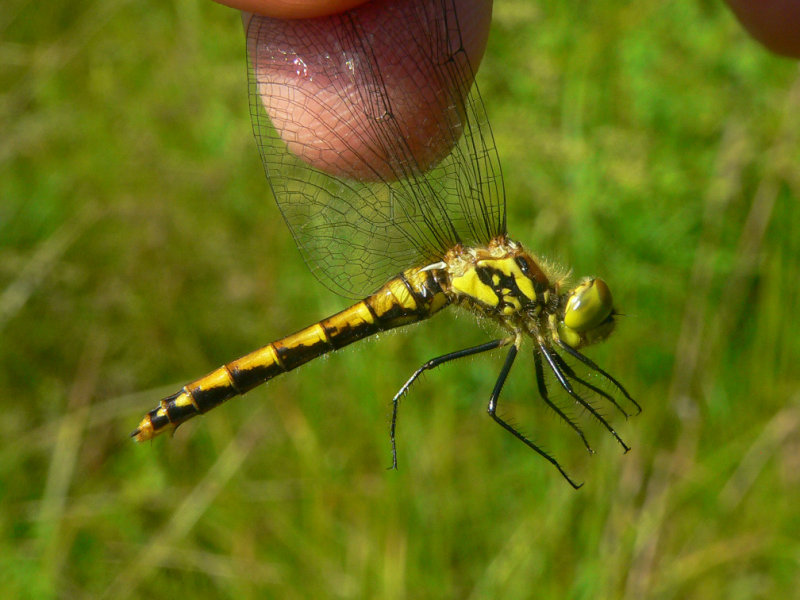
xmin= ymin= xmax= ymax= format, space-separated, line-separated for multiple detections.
xmin=247 ymin=0 xmax=505 ymax=298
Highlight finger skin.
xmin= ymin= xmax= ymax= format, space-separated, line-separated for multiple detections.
xmin=247 ymin=0 xmax=493 ymax=180
xmin=217 ymin=0 xmax=368 ymax=19
xmin=725 ymin=0 xmax=800 ymax=58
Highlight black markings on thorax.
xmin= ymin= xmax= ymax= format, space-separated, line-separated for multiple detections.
xmin=476 ymin=265 xmax=543 ymax=308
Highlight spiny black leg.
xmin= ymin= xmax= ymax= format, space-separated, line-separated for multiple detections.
xmin=552 ymin=352 xmax=630 ymax=419
xmin=545 ymin=348 xmax=630 ymax=453
xmin=556 ymin=340 xmax=641 ymax=414
xmin=533 ymin=349 xmax=593 ymax=454
xmin=389 ymin=337 xmax=512 ymax=469
xmin=488 ymin=341 xmax=582 ymax=489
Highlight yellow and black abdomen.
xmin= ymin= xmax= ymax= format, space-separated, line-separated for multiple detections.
xmin=132 ymin=266 xmax=450 ymax=441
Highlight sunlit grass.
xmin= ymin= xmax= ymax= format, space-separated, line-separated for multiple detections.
xmin=1 ymin=0 xmax=799 ymax=598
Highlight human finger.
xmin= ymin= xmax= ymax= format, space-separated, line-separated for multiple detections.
xmin=247 ymin=0 xmax=493 ymax=180
xmin=215 ymin=0 xmax=368 ymax=19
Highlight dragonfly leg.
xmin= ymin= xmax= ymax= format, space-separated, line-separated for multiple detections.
xmin=557 ymin=340 xmax=641 ymax=415
xmin=549 ymin=351 xmax=631 ymax=452
xmin=389 ymin=337 xmax=513 ymax=470
xmin=533 ymin=347 xmax=594 ymax=454
xmin=489 ymin=338 xmax=583 ymax=489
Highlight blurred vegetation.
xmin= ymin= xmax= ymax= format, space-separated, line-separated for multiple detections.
xmin=1 ymin=0 xmax=799 ymax=598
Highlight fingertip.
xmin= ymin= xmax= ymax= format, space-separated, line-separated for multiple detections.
xmin=215 ymin=0 xmax=369 ymax=19
xmin=725 ymin=0 xmax=800 ymax=58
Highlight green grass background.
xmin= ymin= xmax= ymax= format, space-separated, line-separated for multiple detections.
xmin=2 ymin=0 xmax=799 ymax=598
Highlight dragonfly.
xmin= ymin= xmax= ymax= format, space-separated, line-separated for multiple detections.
xmin=132 ymin=0 xmax=639 ymax=488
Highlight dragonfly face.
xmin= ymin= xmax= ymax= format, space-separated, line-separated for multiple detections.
xmin=134 ymin=0 xmax=638 ymax=487
xmin=558 ymin=278 xmax=617 ymax=350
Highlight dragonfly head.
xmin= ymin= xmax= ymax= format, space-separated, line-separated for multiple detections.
xmin=556 ymin=278 xmax=616 ymax=349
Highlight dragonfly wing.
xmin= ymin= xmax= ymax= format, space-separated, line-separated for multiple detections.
xmin=247 ymin=0 xmax=506 ymax=299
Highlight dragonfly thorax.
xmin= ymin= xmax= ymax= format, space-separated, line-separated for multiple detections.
xmin=442 ymin=236 xmax=616 ymax=351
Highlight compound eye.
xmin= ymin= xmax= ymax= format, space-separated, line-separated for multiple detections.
xmin=563 ymin=278 xmax=613 ymax=332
